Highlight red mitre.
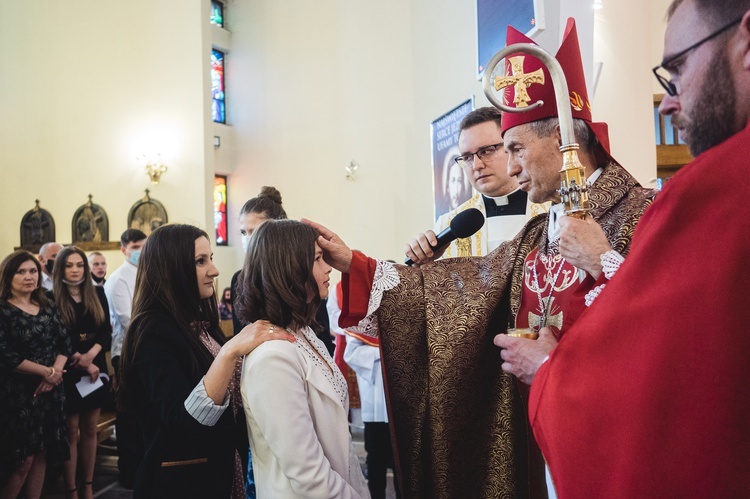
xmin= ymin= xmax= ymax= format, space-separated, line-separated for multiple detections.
xmin=498 ymin=18 xmax=612 ymax=160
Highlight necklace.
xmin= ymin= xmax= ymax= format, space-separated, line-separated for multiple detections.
xmin=531 ymin=249 xmax=566 ymax=329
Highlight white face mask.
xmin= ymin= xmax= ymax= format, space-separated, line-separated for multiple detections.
xmin=242 ymin=235 xmax=252 ymax=253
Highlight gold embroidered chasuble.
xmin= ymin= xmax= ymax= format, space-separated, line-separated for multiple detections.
xmin=373 ymin=162 xmax=655 ymax=498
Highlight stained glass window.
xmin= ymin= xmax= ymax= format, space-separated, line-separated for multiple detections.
xmin=212 ymin=49 xmax=226 ymax=123
xmin=210 ymin=1 xmax=224 ymax=27
xmin=214 ymin=175 xmax=228 ymax=246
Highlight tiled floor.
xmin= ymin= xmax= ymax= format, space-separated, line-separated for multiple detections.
xmin=42 ymin=425 xmax=397 ymax=498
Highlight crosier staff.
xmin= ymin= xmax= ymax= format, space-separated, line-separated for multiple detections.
xmin=483 ymin=42 xmax=590 ymax=219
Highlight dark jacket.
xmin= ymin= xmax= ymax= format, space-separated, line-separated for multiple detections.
xmin=127 ymin=313 xmax=247 ymax=498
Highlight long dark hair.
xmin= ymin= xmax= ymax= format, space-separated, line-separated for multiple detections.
xmin=52 ymin=246 xmax=106 ymax=329
xmin=118 ymin=224 xmax=224 ymax=410
xmin=0 ymin=250 xmax=50 ymax=308
xmin=236 ymin=220 xmax=320 ymax=331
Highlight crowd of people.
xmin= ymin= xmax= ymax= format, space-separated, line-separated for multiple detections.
xmin=2 ymin=0 xmax=750 ymax=497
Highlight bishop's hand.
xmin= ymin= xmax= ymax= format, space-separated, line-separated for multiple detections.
xmin=559 ymin=215 xmax=611 ymax=279
xmin=301 ymin=219 xmax=353 ymax=273
xmin=493 ymin=327 xmax=558 ymax=385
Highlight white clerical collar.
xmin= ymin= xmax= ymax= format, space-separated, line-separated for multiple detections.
xmin=483 ymin=187 xmax=523 ymax=207
xmin=548 ymin=167 xmax=603 ymax=242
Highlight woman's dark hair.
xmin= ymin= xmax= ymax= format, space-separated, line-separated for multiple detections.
xmin=239 ymin=186 xmax=287 ymax=220
xmin=236 ymin=220 xmax=320 ymax=331
xmin=221 ymin=287 xmax=232 ymax=305
xmin=0 ymin=250 xmax=50 ymax=308
xmin=52 ymin=246 xmax=106 ymax=329
xmin=118 ymin=224 xmax=224 ymax=410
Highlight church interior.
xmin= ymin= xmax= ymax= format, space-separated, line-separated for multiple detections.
xmin=2 ymin=0 xmax=680 ymax=294
xmin=1 ymin=0 xmax=685 ymax=496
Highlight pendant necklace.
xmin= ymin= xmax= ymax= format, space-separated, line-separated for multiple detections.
xmin=531 ymin=249 xmax=566 ymax=329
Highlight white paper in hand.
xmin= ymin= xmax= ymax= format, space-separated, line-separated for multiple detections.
xmin=75 ymin=373 xmax=109 ymax=398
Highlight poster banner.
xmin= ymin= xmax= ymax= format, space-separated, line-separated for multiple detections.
xmin=431 ymin=98 xmax=474 ymax=221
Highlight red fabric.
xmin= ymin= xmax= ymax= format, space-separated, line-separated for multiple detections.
xmin=339 ymin=251 xmax=377 ymax=328
xmin=333 ymin=332 xmax=361 ymax=410
xmin=516 ymin=248 xmax=583 ymax=338
xmin=529 ymin=124 xmax=750 ymax=497
xmin=500 ymin=18 xmax=612 ymax=163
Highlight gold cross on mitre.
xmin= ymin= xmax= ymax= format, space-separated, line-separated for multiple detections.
xmin=494 ymin=56 xmax=545 ymax=107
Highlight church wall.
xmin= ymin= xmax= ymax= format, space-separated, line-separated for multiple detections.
xmin=0 ymin=0 xmax=213 ymax=271
xmin=1 ymin=0 xmax=671 ymax=293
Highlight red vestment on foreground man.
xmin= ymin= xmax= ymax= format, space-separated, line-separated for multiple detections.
xmin=529 ymin=123 xmax=750 ymax=497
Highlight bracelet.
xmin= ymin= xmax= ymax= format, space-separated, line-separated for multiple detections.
xmin=46 ymin=366 xmax=55 ymax=378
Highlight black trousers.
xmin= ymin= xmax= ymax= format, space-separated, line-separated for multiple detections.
xmin=364 ymin=422 xmax=400 ymax=499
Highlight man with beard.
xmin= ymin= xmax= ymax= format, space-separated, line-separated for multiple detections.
xmin=311 ymin=19 xmax=656 ymax=498
xmin=526 ymin=1 xmax=750 ymax=496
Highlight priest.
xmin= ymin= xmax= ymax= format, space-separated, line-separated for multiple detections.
xmin=309 ymin=19 xmax=655 ymax=498
xmin=426 ymin=106 xmax=547 ymax=259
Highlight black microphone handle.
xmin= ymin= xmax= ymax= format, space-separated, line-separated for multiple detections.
xmin=404 ymin=226 xmax=455 ymax=266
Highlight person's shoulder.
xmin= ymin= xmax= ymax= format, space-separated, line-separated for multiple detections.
xmin=436 ymin=194 xmax=483 ymax=228
xmin=103 ymin=265 xmax=124 ymax=286
xmin=246 ymin=338 xmax=301 ymax=369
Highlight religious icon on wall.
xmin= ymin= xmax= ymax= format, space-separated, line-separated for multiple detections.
xmin=127 ymin=189 xmax=168 ymax=236
xmin=20 ymin=200 xmax=55 ymax=247
xmin=431 ymin=98 xmax=474 ymax=221
xmin=72 ymin=195 xmax=109 ymax=243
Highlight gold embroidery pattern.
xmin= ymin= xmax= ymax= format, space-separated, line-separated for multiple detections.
xmin=376 ymin=162 xmax=655 ymax=497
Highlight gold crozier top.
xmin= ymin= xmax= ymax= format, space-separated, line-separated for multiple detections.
xmin=493 ymin=56 xmax=545 ymax=108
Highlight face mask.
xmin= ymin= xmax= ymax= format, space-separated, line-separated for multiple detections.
xmin=128 ymin=250 xmax=142 ymax=266
xmin=242 ymin=235 xmax=251 ymax=253
xmin=45 ymin=258 xmax=55 ymax=274
xmin=92 ymin=275 xmax=105 ymax=284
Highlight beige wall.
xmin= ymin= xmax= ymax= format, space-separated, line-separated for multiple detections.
xmin=1 ymin=0 xmax=671 ymax=292
xmin=0 ymin=0 xmax=214 ymax=272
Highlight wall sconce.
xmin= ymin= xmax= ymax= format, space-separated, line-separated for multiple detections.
xmin=345 ymin=160 xmax=359 ymax=181
xmin=213 ymin=136 xmax=221 ymax=148
xmin=139 ymin=153 xmax=168 ymax=185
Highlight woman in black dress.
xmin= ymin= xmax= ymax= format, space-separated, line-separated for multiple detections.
xmin=118 ymin=224 xmax=293 ymax=498
xmin=0 ymin=250 xmax=70 ymax=499
xmin=53 ymin=246 xmax=111 ymax=499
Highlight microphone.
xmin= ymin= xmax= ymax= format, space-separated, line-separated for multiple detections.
xmin=405 ymin=207 xmax=485 ymax=265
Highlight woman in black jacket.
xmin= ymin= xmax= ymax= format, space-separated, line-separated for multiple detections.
xmin=118 ymin=224 xmax=293 ymax=498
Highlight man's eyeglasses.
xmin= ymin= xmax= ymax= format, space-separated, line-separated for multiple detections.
xmin=652 ymin=17 xmax=741 ymax=96
xmin=455 ymin=142 xmax=503 ymax=168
